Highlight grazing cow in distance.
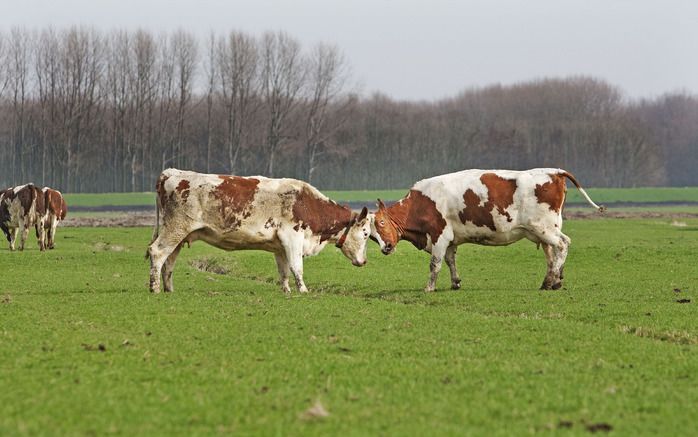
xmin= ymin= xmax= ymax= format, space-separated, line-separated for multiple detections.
xmin=371 ymin=168 xmax=604 ymax=291
xmin=40 ymin=187 xmax=68 ymax=249
xmin=147 ymin=169 xmax=372 ymax=294
xmin=0 ymin=183 xmax=47 ymax=251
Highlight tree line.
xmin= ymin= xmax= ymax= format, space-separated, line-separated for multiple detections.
xmin=0 ymin=27 xmax=696 ymax=192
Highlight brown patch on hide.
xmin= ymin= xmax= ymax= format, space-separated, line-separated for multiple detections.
xmin=212 ymin=176 xmax=260 ymax=229
xmin=59 ymin=196 xmax=68 ymax=220
xmin=45 ymin=189 xmax=62 ymax=217
xmin=375 ymin=190 xmax=446 ymax=250
xmin=535 ymin=173 xmax=567 ymax=212
xmin=175 ymin=179 xmax=191 ymax=202
xmin=291 ymin=186 xmax=351 ymax=242
xmin=264 ymin=217 xmax=276 ymax=229
xmin=33 ymin=186 xmax=46 ymax=217
xmin=459 ymin=173 xmax=517 ymax=231
xmin=155 ymin=175 xmax=170 ymax=210
xmin=16 ymin=185 xmax=37 ymax=216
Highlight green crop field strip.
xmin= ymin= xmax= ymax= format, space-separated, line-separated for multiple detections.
xmin=64 ymin=187 xmax=698 ymax=209
xmin=1 ymin=219 xmax=697 ymax=435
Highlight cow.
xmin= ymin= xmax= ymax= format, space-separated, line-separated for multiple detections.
xmin=40 ymin=187 xmax=68 ymax=249
xmin=0 ymin=183 xmax=47 ymax=251
xmin=370 ymin=168 xmax=604 ymax=291
xmin=147 ymin=169 xmax=372 ymax=294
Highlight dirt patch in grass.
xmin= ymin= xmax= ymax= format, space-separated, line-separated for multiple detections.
xmin=190 ymin=257 xmax=230 ymax=275
xmin=619 ymin=325 xmax=698 ymax=345
xmin=564 ymin=210 xmax=698 ymax=220
xmin=65 ymin=212 xmax=157 ymax=227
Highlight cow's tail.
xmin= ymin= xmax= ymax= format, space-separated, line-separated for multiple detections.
xmin=145 ymin=193 xmax=160 ymax=260
xmin=560 ymin=171 xmax=605 ymax=212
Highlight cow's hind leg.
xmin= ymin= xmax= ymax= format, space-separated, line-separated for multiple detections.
xmin=444 ymin=244 xmax=461 ymax=290
xmin=148 ymin=232 xmax=186 ymax=293
xmin=162 ymin=242 xmax=184 ymax=292
xmin=540 ymin=243 xmax=556 ymax=290
xmin=551 ymin=233 xmax=570 ymax=288
xmin=274 ymin=253 xmax=291 ymax=294
xmin=19 ymin=218 xmax=29 ymax=251
xmin=538 ymin=232 xmax=570 ymax=290
xmin=9 ymin=226 xmax=18 ymax=251
xmin=48 ymin=216 xmax=58 ymax=249
xmin=35 ymin=222 xmax=46 ymax=251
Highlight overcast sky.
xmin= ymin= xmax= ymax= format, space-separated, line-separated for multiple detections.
xmin=2 ymin=0 xmax=696 ymax=100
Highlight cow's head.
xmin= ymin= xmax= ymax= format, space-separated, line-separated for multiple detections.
xmin=372 ymin=199 xmax=400 ymax=255
xmin=335 ymin=206 xmax=371 ymax=267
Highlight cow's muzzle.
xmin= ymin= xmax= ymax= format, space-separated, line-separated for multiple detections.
xmin=381 ymin=243 xmax=394 ymax=255
xmin=352 ymin=259 xmax=367 ymax=267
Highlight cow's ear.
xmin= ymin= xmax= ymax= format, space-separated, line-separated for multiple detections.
xmin=358 ymin=206 xmax=368 ymax=221
xmin=377 ymin=199 xmax=386 ymax=210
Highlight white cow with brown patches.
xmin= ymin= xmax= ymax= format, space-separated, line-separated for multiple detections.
xmin=0 ymin=183 xmax=47 ymax=251
xmin=371 ymin=168 xmax=603 ymax=291
xmin=40 ymin=187 xmax=68 ymax=249
xmin=147 ymin=169 xmax=371 ymax=294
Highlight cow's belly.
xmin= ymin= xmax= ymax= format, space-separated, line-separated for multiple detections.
xmin=451 ymin=223 xmax=527 ymax=246
xmin=190 ymin=226 xmax=282 ymax=252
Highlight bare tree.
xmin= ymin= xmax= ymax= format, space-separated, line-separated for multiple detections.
xmin=171 ymin=29 xmax=198 ymax=170
xmin=35 ymin=28 xmax=60 ymax=185
xmin=132 ymin=29 xmax=158 ymax=191
xmin=217 ymin=31 xmax=258 ymax=174
xmin=8 ymin=28 xmax=33 ymax=182
xmin=303 ymin=43 xmax=353 ymax=184
xmin=260 ymin=31 xmax=305 ymax=176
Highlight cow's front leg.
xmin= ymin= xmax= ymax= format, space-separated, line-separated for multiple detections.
xmin=425 ymin=243 xmax=449 ymax=292
xmin=162 ymin=243 xmax=183 ymax=292
xmin=444 ymin=244 xmax=461 ymax=290
xmin=288 ymin=253 xmax=308 ymax=293
xmin=274 ymin=253 xmax=291 ymax=294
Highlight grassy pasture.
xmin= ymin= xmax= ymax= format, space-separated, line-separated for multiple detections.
xmin=1 ymin=219 xmax=697 ymax=435
xmin=64 ymin=187 xmax=698 ymax=208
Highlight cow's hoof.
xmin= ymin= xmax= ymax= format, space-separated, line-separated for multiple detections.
xmin=298 ymin=287 xmax=309 ymax=293
xmin=551 ymin=282 xmax=562 ymax=290
xmin=540 ymin=282 xmax=552 ymax=290
xmin=451 ymin=282 xmax=461 ymax=290
xmin=424 ymin=286 xmax=435 ymax=292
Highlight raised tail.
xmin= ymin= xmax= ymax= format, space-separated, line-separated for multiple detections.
xmin=560 ymin=171 xmax=605 ymax=212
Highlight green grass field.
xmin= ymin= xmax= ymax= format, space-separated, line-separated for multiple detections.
xmin=1 ymin=219 xmax=697 ymax=435
xmin=65 ymin=187 xmax=698 ymax=208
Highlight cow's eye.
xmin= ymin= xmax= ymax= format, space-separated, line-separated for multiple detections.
xmin=379 ymin=220 xmax=385 ymax=226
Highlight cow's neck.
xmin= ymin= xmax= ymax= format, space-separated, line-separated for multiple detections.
xmin=318 ymin=205 xmax=353 ymax=243
xmin=387 ymin=191 xmax=429 ymax=250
